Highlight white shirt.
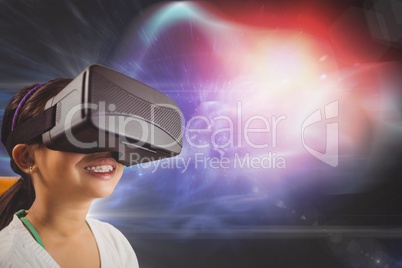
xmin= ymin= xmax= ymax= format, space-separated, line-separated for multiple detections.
xmin=0 ymin=215 xmax=139 ymax=268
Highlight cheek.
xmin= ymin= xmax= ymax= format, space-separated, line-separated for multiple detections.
xmin=35 ymin=150 xmax=81 ymax=180
xmin=113 ymin=164 xmax=124 ymax=184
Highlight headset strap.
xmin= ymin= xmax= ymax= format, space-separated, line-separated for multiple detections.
xmin=5 ymin=105 xmax=57 ymax=155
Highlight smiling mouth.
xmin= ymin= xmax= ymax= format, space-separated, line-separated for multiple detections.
xmin=84 ymin=165 xmax=115 ymax=173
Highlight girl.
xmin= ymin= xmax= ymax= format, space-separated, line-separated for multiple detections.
xmin=0 ymin=79 xmax=139 ymax=267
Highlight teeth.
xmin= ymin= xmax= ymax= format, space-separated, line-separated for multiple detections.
xmin=85 ymin=165 xmax=114 ymax=173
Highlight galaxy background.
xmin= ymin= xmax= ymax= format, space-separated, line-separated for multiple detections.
xmin=1 ymin=0 xmax=402 ymax=267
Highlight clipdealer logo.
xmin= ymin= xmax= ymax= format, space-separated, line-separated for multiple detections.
xmin=301 ymin=100 xmax=339 ymax=167
xmin=60 ymin=99 xmax=340 ymax=169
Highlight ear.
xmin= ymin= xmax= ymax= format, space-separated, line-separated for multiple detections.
xmin=12 ymin=144 xmax=35 ymax=175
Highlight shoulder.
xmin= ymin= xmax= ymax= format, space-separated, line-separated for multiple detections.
xmin=0 ymin=216 xmax=39 ymax=267
xmin=0 ymin=215 xmax=59 ymax=268
xmin=86 ymin=218 xmax=132 ymax=248
xmin=86 ymin=218 xmax=125 ymax=237
xmin=86 ymin=218 xmax=139 ymax=268
xmin=0 ymin=216 xmax=20 ymax=258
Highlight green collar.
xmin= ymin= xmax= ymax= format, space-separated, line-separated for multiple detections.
xmin=16 ymin=209 xmax=45 ymax=249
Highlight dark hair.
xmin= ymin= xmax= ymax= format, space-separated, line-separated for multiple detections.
xmin=0 ymin=78 xmax=72 ymax=230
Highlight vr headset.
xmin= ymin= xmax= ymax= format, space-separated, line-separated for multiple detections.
xmin=6 ymin=64 xmax=183 ymax=167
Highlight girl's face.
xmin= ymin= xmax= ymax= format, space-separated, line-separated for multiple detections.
xmin=32 ymin=147 xmax=124 ymax=202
